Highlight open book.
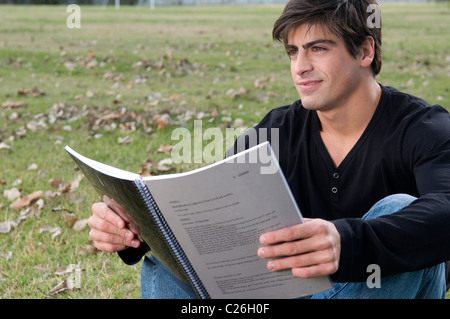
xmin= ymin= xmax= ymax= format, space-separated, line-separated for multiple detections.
xmin=65 ymin=142 xmax=332 ymax=299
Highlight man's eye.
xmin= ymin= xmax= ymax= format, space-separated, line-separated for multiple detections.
xmin=311 ymin=46 xmax=327 ymax=53
xmin=287 ymin=49 xmax=298 ymax=59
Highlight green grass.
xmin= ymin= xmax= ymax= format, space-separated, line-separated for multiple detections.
xmin=0 ymin=3 xmax=449 ymax=299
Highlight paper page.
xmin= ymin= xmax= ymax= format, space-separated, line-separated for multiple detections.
xmin=143 ymin=142 xmax=331 ymax=299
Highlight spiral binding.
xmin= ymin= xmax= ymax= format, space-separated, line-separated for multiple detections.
xmin=134 ymin=178 xmax=210 ymax=299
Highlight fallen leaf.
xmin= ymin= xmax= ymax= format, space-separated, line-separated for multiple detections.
xmin=37 ymin=225 xmax=62 ymax=239
xmin=0 ymin=221 xmax=16 ymax=234
xmin=1 ymin=101 xmax=27 ymax=108
xmin=69 ymin=174 xmax=84 ymax=192
xmin=118 ymin=136 xmax=133 ymax=144
xmin=227 ymin=87 xmax=248 ymax=100
xmin=3 ymin=188 xmax=21 ymax=201
xmin=50 ymin=177 xmax=63 ymax=189
xmin=64 ymin=213 xmax=77 ymax=228
xmin=10 ymin=190 xmax=43 ymax=211
xmin=49 ymin=279 xmax=73 ymax=295
xmin=153 ymin=113 xmax=171 ymax=130
xmin=78 ymin=243 xmax=99 ymax=256
xmin=73 ymin=219 xmax=88 ymax=232
xmin=157 ymin=144 xmax=173 ymax=153
xmin=55 ymin=264 xmax=79 ymax=275
xmin=0 ymin=143 xmax=12 ymax=150
xmin=27 ymin=163 xmax=38 ymax=170
xmin=157 ymin=158 xmax=174 ymax=172
xmin=100 ymin=110 xmax=127 ymax=121
xmin=17 ymin=87 xmax=45 ymax=97
xmin=59 ymin=182 xmax=71 ymax=193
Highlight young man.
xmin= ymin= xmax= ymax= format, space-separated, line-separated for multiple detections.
xmin=88 ymin=0 xmax=450 ymax=298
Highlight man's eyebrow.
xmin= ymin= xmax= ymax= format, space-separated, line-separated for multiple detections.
xmin=301 ymin=39 xmax=337 ymax=50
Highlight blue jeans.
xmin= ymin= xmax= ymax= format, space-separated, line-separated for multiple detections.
xmin=140 ymin=194 xmax=447 ymax=299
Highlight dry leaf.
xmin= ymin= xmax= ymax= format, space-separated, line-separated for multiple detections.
xmin=100 ymin=110 xmax=127 ymax=120
xmin=0 ymin=221 xmax=16 ymax=234
xmin=0 ymin=143 xmax=12 ymax=150
xmin=78 ymin=243 xmax=99 ymax=256
xmin=118 ymin=136 xmax=133 ymax=144
xmin=55 ymin=264 xmax=79 ymax=275
xmin=49 ymin=279 xmax=72 ymax=295
xmin=17 ymin=87 xmax=45 ymax=97
xmin=157 ymin=144 xmax=173 ymax=153
xmin=37 ymin=225 xmax=62 ymax=239
xmin=227 ymin=87 xmax=248 ymax=100
xmin=153 ymin=113 xmax=171 ymax=130
xmin=73 ymin=219 xmax=88 ymax=232
xmin=1 ymin=101 xmax=27 ymax=108
xmin=49 ymin=264 xmax=81 ymax=294
xmin=69 ymin=174 xmax=84 ymax=192
xmin=157 ymin=158 xmax=174 ymax=172
xmin=27 ymin=163 xmax=38 ymax=170
xmin=50 ymin=177 xmax=63 ymax=189
xmin=44 ymin=190 xmax=61 ymax=198
xmin=3 ymin=188 xmax=21 ymax=201
xmin=64 ymin=213 xmax=77 ymax=228
xmin=10 ymin=190 xmax=43 ymax=211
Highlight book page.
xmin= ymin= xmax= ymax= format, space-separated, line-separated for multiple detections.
xmin=143 ymin=142 xmax=331 ymax=299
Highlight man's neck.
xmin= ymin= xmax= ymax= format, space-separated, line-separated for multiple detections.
xmin=317 ymin=79 xmax=382 ymax=138
xmin=317 ymin=78 xmax=382 ymax=168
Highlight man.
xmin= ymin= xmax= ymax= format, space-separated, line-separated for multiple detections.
xmin=88 ymin=0 xmax=450 ymax=298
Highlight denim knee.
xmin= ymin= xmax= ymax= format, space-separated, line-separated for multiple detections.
xmin=363 ymin=194 xmax=417 ymax=220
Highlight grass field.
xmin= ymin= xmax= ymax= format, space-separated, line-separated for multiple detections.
xmin=0 ymin=3 xmax=449 ymax=299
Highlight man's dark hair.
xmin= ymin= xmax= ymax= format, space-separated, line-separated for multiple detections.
xmin=273 ymin=0 xmax=382 ymax=75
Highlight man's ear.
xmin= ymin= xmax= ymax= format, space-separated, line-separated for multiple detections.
xmin=360 ymin=36 xmax=375 ymax=68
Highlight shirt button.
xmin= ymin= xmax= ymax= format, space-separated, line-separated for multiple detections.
xmin=332 ymin=187 xmax=338 ymax=194
xmin=333 ymin=173 xmax=340 ymax=179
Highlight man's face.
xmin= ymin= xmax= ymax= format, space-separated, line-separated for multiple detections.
xmin=287 ymin=24 xmax=365 ymax=113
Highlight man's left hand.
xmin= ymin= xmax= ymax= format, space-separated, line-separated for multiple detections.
xmin=257 ymin=218 xmax=341 ymax=278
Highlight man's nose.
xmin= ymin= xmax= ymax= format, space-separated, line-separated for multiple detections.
xmin=292 ymin=51 xmax=313 ymax=76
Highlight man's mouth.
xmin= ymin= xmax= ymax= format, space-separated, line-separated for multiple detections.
xmin=297 ymin=80 xmax=322 ymax=89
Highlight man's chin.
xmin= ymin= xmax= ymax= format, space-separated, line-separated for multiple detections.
xmin=299 ymin=97 xmax=320 ymax=111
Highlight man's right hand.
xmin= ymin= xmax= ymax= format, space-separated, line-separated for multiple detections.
xmin=88 ymin=202 xmax=142 ymax=252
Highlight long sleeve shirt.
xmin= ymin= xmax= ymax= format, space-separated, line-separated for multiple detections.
xmin=229 ymin=84 xmax=450 ymax=282
xmin=120 ymin=84 xmax=450 ymax=284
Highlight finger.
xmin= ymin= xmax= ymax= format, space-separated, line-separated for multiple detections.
xmin=92 ymin=202 xmax=126 ymax=229
xmin=89 ymin=227 xmax=141 ymax=249
xmin=258 ymin=237 xmax=319 ymax=259
xmin=92 ymin=240 xmax=127 ymax=253
xmin=259 ymin=223 xmax=315 ymax=246
xmin=291 ymin=262 xmax=339 ymax=278
xmin=265 ymin=249 xmax=335 ymax=272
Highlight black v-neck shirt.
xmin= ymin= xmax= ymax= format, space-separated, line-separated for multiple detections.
xmin=229 ymin=84 xmax=450 ymax=282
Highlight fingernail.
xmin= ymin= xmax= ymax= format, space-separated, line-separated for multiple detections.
xmin=130 ymin=240 xmax=140 ymax=248
xmin=258 ymin=248 xmax=265 ymax=258
xmin=267 ymin=262 xmax=275 ymax=271
xmin=260 ymin=235 xmax=267 ymax=244
xmin=125 ymin=232 xmax=133 ymax=240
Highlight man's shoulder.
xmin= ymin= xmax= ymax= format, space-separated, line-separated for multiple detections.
xmin=382 ymin=85 xmax=447 ymax=114
xmin=381 ymin=85 xmax=450 ymax=146
xmin=255 ymin=99 xmax=306 ymax=129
